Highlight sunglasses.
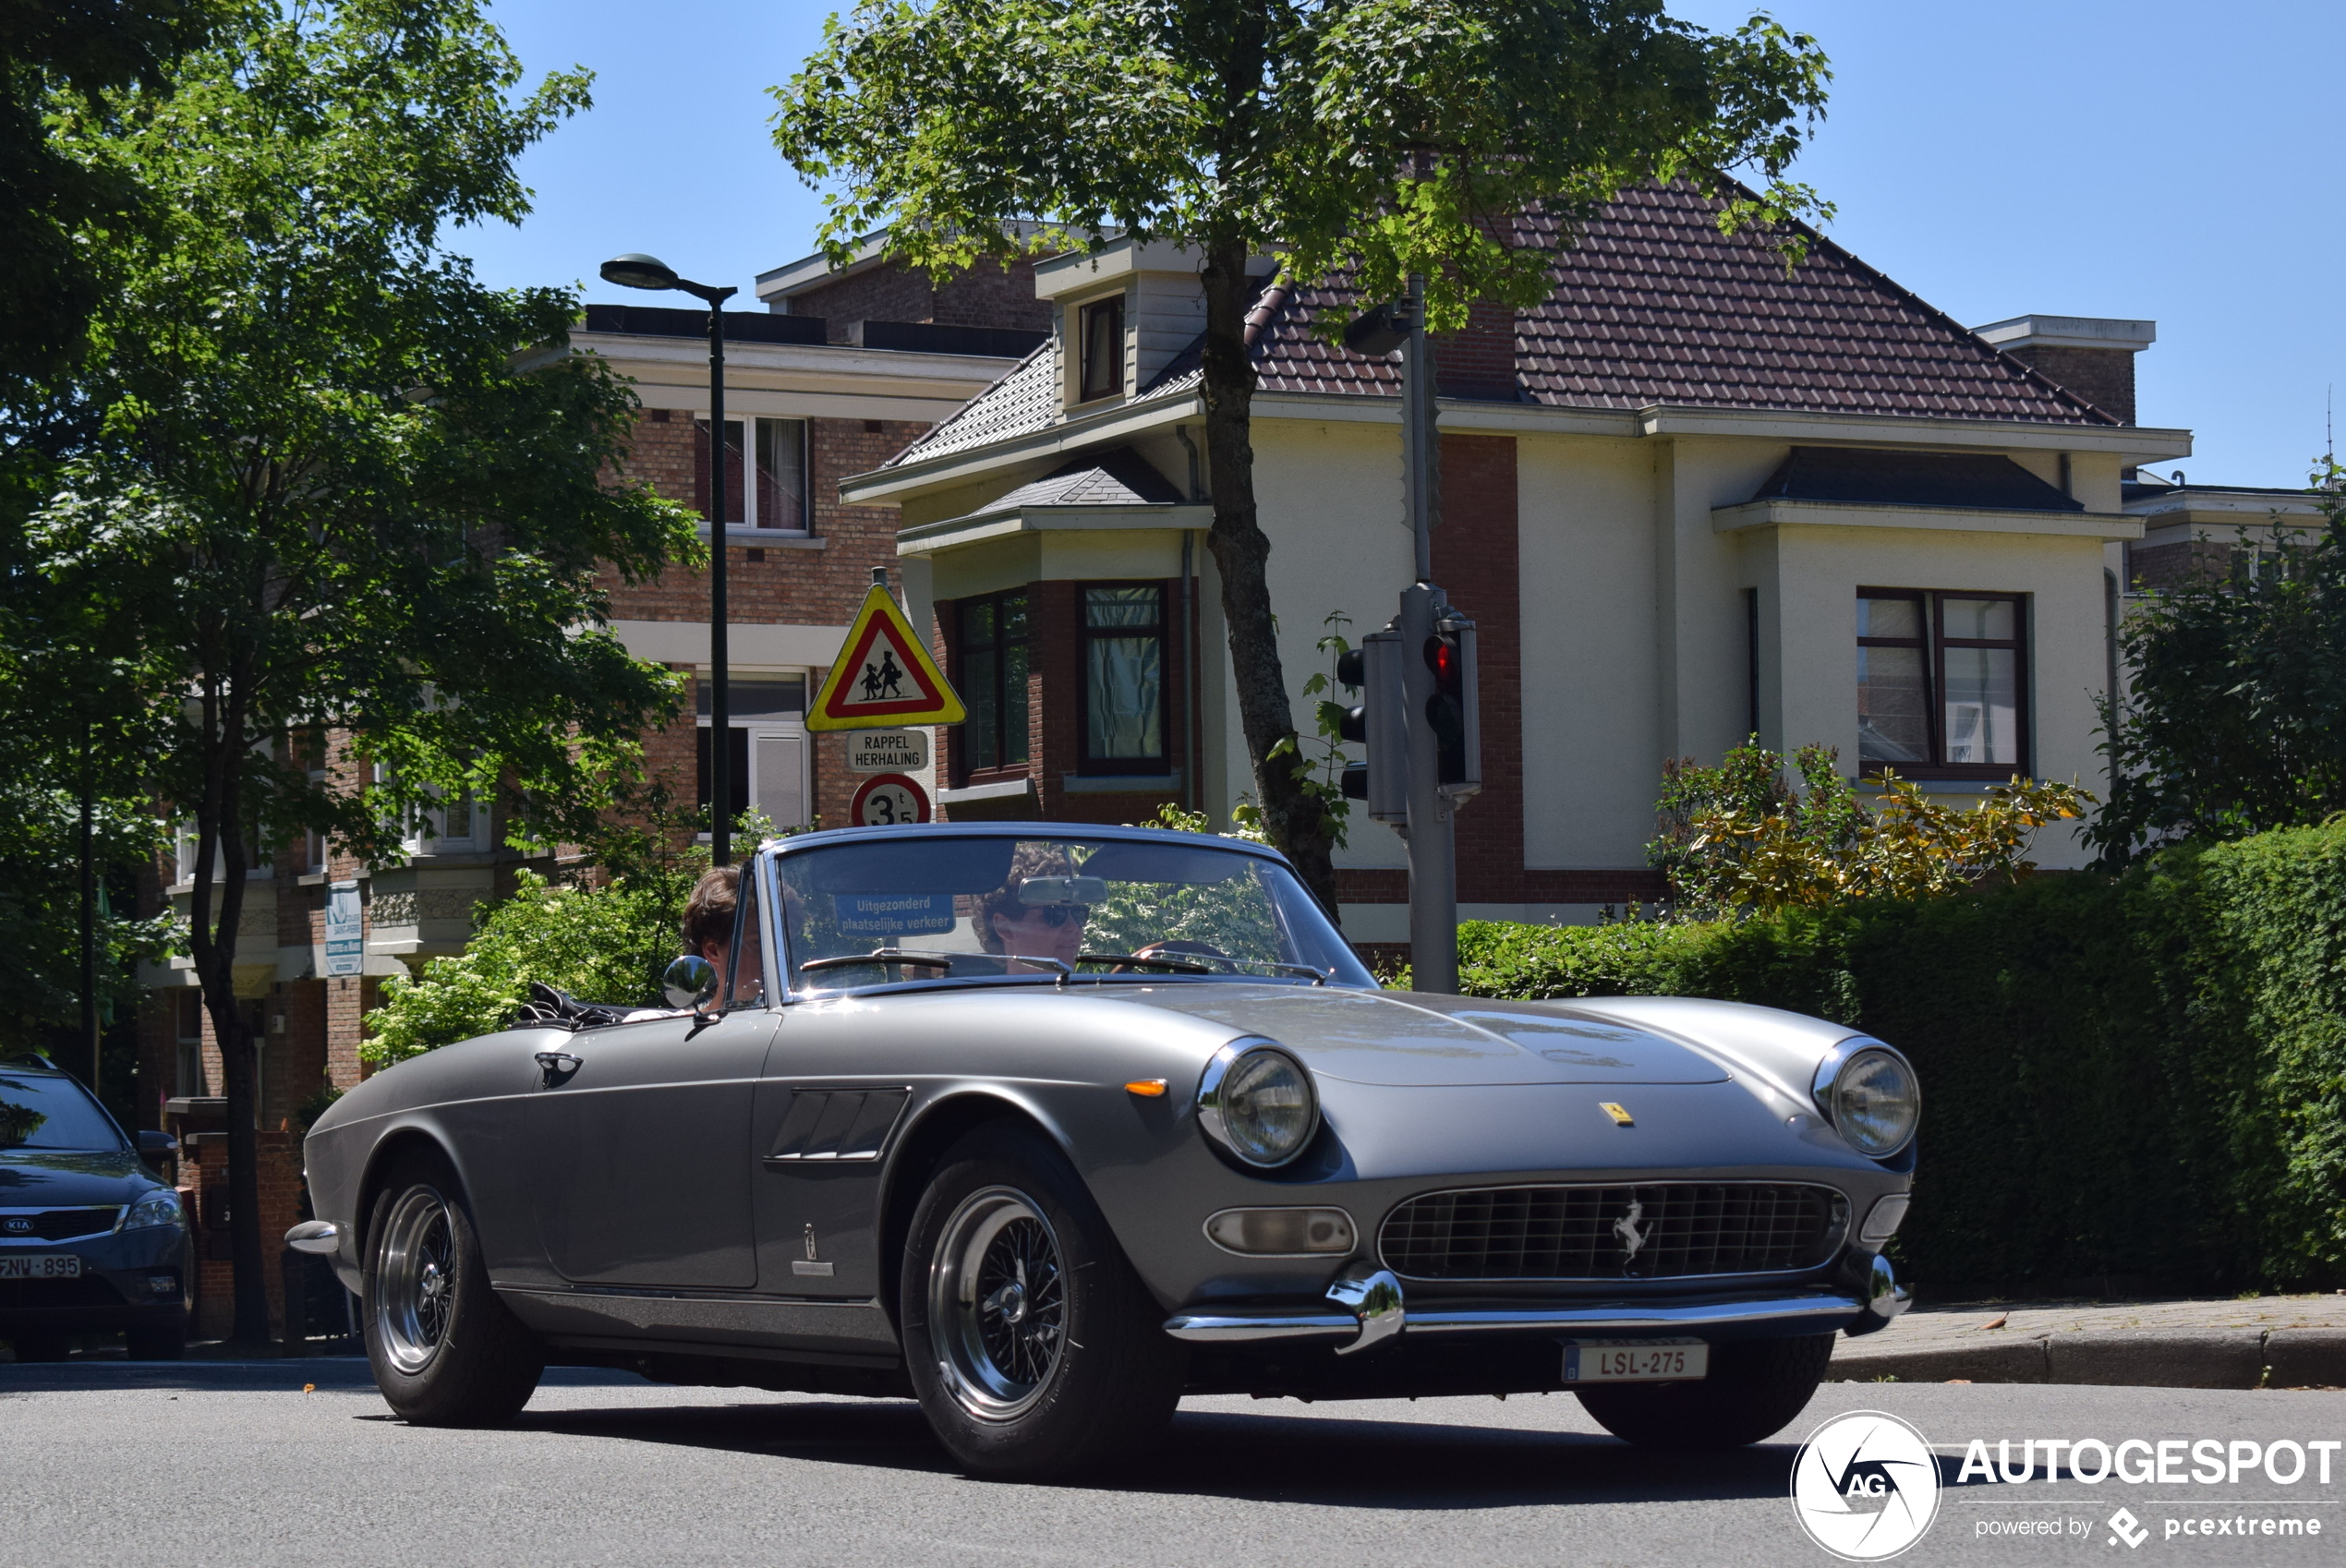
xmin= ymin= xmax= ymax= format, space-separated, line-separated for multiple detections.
xmin=1014 ymin=904 xmax=1090 ymax=927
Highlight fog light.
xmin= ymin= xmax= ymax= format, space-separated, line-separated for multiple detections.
xmin=146 ymin=1273 xmax=178 ymax=1297
xmin=1203 ymin=1207 xmax=1355 ymax=1256
xmin=1859 ymin=1194 xmax=1910 ymax=1245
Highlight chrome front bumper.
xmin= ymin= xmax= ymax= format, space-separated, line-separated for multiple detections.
xmin=1166 ymin=1255 xmax=1905 ymax=1351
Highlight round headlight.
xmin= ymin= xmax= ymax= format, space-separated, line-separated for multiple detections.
xmin=1198 ymin=1042 xmax=1319 ymax=1167
xmin=1818 ymin=1043 xmax=1919 ymax=1158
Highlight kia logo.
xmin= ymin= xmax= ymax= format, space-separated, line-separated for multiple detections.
xmin=2 ymin=1218 xmax=30 ymax=1235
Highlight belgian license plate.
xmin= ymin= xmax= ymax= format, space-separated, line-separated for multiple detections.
xmin=0 ymin=1254 xmax=82 ymax=1281
xmin=1563 ymin=1337 xmax=1708 ymax=1382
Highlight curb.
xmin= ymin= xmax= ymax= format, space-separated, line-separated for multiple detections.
xmin=1832 ymin=1328 xmax=2346 ymax=1390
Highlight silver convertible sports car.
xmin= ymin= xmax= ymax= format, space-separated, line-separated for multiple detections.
xmin=294 ymin=823 xmax=1917 ymax=1479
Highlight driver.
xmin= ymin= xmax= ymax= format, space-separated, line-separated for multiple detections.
xmin=682 ymin=866 xmax=765 ymax=1003
xmin=975 ymin=844 xmax=1088 ymax=974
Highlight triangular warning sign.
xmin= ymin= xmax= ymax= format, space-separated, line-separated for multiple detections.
xmin=804 ymin=584 xmax=967 ymax=731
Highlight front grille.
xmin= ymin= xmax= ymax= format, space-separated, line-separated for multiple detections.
xmin=1379 ymin=1182 xmax=1848 ymax=1281
xmin=0 ymin=1274 xmax=127 ymax=1310
xmin=0 ymin=1208 xmax=121 ymax=1241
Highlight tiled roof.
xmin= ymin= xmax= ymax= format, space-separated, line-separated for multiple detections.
xmin=984 ymin=448 xmax=1187 ymax=511
xmin=1753 ymin=447 xmax=2086 ymax=513
xmin=896 ymin=342 xmax=1058 ymax=463
xmin=889 ymin=181 xmax=2118 ymax=468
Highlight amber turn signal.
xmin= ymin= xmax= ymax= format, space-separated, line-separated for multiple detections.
xmin=1125 ymin=1079 xmax=1167 ymax=1097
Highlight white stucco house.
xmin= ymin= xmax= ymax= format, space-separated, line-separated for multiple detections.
xmin=832 ymin=183 xmax=2194 ymax=936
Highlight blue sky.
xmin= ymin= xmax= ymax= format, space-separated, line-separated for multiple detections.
xmin=458 ymin=0 xmax=2344 ymax=486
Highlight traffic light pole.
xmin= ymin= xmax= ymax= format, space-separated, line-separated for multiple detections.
xmin=1398 ymin=274 xmax=1458 ymax=995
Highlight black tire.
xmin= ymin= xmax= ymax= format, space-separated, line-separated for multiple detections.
xmin=124 ymin=1317 xmax=187 ymax=1360
xmin=8 ymin=1333 xmax=72 ymax=1363
xmin=1577 ymin=1333 xmax=1836 ymax=1451
xmin=899 ymin=1122 xmax=1185 ymax=1480
xmin=361 ymin=1146 xmax=543 ymax=1426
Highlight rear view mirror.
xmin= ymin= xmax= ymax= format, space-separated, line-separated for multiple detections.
xmin=662 ymin=955 xmax=721 ymax=1012
xmin=1020 ymin=875 xmax=1107 ymax=907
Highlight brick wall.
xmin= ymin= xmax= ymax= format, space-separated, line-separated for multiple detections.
xmin=2001 ymin=344 xmax=2135 ymax=425
xmin=1431 ymin=434 xmax=1524 ymax=902
xmin=1430 ymin=302 xmax=1521 ymax=404
xmin=606 ymin=411 xmax=934 ymax=829
xmin=783 ymin=256 xmax=1052 ymax=344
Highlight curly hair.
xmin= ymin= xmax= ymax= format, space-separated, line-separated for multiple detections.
xmin=682 ymin=866 xmax=738 ymax=957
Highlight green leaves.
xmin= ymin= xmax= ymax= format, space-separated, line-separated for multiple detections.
xmin=772 ymin=1 xmax=1832 ymax=328
xmin=2091 ymin=465 xmax=2346 ymax=868
xmin=15 ymin=0 xmax=700 ymax=870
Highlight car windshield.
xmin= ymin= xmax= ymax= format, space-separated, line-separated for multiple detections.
xmin=776 ymin=832 xmax=1373 ymax=993
xmin=0 ymin=1071 xmax=126 ymax=1152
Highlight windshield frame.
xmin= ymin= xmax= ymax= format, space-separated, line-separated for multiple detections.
xmin=757 ymin=822 xmax=1373 ymax=1002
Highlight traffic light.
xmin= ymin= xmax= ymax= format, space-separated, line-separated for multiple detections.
xmin=1421 ymin=613 xmax=1480 ymax=795
xmin=1335 ymin=630 xmax=1406 ymax=822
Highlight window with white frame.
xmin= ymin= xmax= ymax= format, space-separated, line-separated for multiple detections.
xmin=172 ymin=823 xmax=271 ymax=884
xmin=697 ymin=674 xmax=811 ymax=833
xmin=695 ymin=416 xmax=810 ymax=532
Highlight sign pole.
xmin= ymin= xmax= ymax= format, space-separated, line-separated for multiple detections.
xmin=1399 ymin=272 xmax=1458 ymax=995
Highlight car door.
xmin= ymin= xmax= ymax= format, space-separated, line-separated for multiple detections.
xmin=528 ymin=1008 xmax=775 ymax=1289
xmin=748 ymin=997 xmax=913 ymax=1301
xmin=528 ymin=865 xmax=779 ymax=1291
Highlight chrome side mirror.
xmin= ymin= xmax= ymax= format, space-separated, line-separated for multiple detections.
xmin=662 ymin=955 xmax=720 ymax=1012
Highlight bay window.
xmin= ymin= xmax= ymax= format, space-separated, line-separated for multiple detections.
xmin=957 ymin=590 xmax=1030 ymax=774
xmin=1856 ymin=590 xmax=2027 ymax=778
xmin=1081 ymin=583 xmax=1167 ymax=772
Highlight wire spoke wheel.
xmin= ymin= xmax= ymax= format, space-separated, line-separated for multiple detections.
xmin=376 ymin=1186 xmax=456 ymax=1376
xmin=929 ymin=1185 xmax=1067 ymax=1421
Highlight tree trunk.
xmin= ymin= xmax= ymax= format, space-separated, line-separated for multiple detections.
xmin=186 ymin=678 xmax=273 ymax=1348
xmin=1197 ymin=239 xmax=1340 ymax=916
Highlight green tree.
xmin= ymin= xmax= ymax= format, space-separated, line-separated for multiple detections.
xmin=0 ymin=0 xmax=224 ymax=398
xmin=14 ymin=0 xmax=697 ymax=1345
xmin=2090 ymin=465 xmax=2346 ymax=868
xmin=771 ymin=0 xmax=1832 ymax=914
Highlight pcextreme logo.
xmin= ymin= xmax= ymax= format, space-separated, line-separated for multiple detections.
xmin=1793 ymin=1410 xmax=1944 ymax=1561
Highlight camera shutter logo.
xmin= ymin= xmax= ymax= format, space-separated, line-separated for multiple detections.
xmin=1791 ymin=1410 xmax=1941 ymax=1561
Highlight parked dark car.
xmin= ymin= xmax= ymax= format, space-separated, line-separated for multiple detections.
xmin=297 ymin=824 xmax=1917 ymax=1478
xmin=1 ymin=1056 xmax=191 ymax=1360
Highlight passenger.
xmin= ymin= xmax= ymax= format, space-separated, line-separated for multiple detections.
xmin=682 ymin=865 xmax=764 ymax=1003
xmin=975 ymin=845 xmax=1088 ymax=974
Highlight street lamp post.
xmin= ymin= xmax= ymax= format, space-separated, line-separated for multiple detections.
xmin=600 ymin=254 xmax=741 ymax=866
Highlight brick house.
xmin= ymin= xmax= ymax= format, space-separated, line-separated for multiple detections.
xmin=132 ymin=268 xmax=1044 ymax=1338
xmin=837 ymin=184 xmax=2195 ymax=940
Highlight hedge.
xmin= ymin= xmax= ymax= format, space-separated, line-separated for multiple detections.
xmin=1453 ymin=818 xmax=2346 ymax=1297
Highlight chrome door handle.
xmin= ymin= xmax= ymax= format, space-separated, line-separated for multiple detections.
xmin=535 ymin=1051 xmax=582 ymax=1079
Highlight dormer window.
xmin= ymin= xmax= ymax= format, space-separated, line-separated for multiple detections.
xmin=1078 ymin=296 xmax=1124 ymax=402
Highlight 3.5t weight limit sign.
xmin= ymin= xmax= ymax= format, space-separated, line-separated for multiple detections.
xmin=849 ymin=772 xmax=930 ymax=826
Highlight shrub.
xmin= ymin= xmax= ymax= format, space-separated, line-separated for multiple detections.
xmin=363 ymin=869 xmax=692 ymax=1065
xmin=1456 ymin=818 xmax=2346 ymax=1295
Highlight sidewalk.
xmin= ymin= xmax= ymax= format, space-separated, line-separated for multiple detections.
xmin=1832 ymin=1294 xmax=2346 ymax=1389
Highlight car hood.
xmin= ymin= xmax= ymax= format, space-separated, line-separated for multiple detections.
xmin=0 ymin=1149 xmax=159 ymax=1206
xmin=1112 ymin=985 xmax=1732 ymax=1086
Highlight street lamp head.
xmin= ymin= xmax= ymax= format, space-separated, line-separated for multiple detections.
xmin=601 ymin=253 xmax=681 ymax=292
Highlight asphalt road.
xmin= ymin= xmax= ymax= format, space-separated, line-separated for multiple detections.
xmin=4 ymin=1361 xmax=2342 ymax=1567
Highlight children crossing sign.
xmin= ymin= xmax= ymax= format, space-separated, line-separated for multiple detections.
xmin=805 ymin=584 xmax=967 ymax=731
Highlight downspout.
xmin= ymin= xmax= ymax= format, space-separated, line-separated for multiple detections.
xmin=1175 ymin=425 xmax=1205 ymax=813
